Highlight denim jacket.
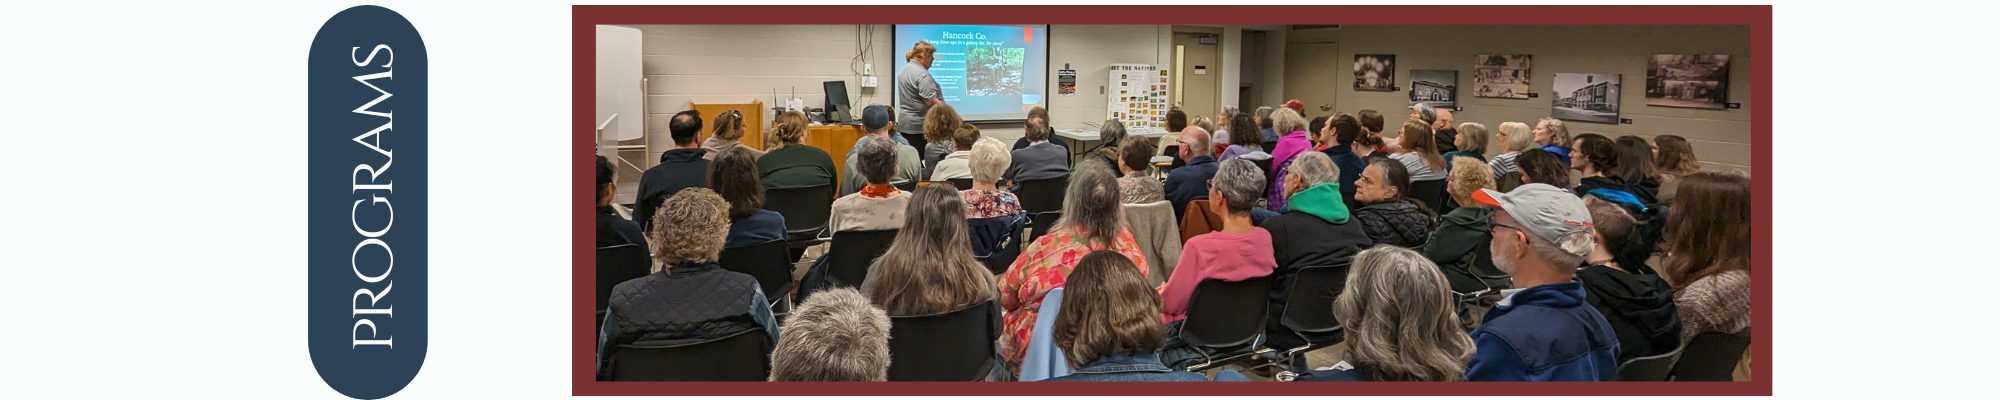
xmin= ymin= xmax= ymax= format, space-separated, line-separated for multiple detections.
xmin=1038 ymin=352 xmax=1246 ymax=382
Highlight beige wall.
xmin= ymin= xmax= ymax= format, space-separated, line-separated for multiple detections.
xmin=1287 ymin=25 xmax=1755 ymax=175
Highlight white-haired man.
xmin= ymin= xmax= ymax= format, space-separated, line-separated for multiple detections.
xmin=1463 ymin=183 xmax=1619 ymax=381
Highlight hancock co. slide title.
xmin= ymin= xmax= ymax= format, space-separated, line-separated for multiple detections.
xmin=940 ymin=31 xmax=987 ymax=40
xmin=308 ymin=6 xmax=428 ymax=400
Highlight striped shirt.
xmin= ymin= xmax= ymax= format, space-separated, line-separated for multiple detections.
xmin=1488 ymin=151 xmax=1522 ymax=178
xmin=1391 ymin=152 xmax=1447 ymax=182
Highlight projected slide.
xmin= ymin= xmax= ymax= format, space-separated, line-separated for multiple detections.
xmin=894 ymin=25 xmax=1048 ymax=122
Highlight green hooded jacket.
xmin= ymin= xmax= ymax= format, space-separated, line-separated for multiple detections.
xmin=1423 ymin=205 xmax=1508 ymax=293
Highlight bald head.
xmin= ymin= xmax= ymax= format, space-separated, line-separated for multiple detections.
xmin=1177 ymin=126 xmax=1211 ymax=161
xmin=1434 ymin=109 xmax=1454 ymax=132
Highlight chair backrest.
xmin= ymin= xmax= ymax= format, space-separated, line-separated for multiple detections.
xmin=1027 ymin=212 xmax=1061 ymax=245
xmin=894 ymin=180 xmax=918 ymax=192
xmin=1279 ymin=266 xmax=1347 ymax=337
xmin=1670 ymin=329 xmax=1752 ymax=381
xmin=826 ymin=229 xmax=900 ymax=287
xmin=764 ymin=184 xmax=836 ymax=236
xmin=1259 ymin=142 xmax=1277 ymax=154
xmin=1182 ymin=276 xmax=1274 ymax=348
xmin=1407 ymin=179 xmax=1449 ymax=212
xmin=609 ymin=329 xmax=770 ymax=381
xmin=1015 ymin=177 xmax=1069 ymax=215
xmin=1617 ymin=340 xmax=1687 ymax=381
xmin=948 ymin=178 xmax=973 ymax=190
xmin=886 ymin=301 xmax=998 ymax=381
xmin=1468 ymin=229 xmax=1509 ymax=284
xmin=596 ymin=244 xmax=652 ymax=313
xmin=718 ymin=240 xmax=796 ymax=302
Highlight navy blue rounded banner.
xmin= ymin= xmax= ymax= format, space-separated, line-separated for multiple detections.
xmin=308 ymin=6 xmax=427 ymax=399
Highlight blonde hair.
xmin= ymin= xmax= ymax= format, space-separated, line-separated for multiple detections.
xmin=1335 ymin=246 xmax=1475 ymax=381
xmin=647 ymin=188 xmax=730 ymax=270
xmin=1190 ymin=116 xmax=1219 ymax=137
xmin=1271 ymin=108 xmax=1307 ymax=135
xmin=1497 ymin=122 xmax=1534 ymax=153
xmin=1456 ymin=122 xmax=1490 ymax=155
xmin=770 ymin=110 xmax=810 ymax=147
xmin=1537 ymin=117 xmax=1571 ymax=148
xmin=906 ymin=41 xmax=936 ymax=61
xmin=711 ymin=109 xmax=746 ymax=140
xmin=1447 ymin=157 xmax=1495 ymax=205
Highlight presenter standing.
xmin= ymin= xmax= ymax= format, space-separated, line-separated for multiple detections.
xmin=897 ymin=41 xmax=944 ymax=154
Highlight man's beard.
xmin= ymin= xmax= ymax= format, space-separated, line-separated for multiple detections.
xmin=1492 ymin=236 xmax=1519 ymax=275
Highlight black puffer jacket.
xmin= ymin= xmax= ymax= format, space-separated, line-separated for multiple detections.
xmin=1576 ymin=264 xmax=1682 ymax=363
xmin=1353 ymin=200 xmax=1435 ymax=249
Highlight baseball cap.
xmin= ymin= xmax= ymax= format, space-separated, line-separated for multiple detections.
xmin=1282 ymin=99 xmax=1305 ymax=114
xmin=1473 ymin=183 xmax=1595 ymax=255
xmin=861 ymin=104 xmax=892 ymax=130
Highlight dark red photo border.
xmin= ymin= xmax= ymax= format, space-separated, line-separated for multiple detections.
xmin=574 ymin=5 xmax=1772 ymax=396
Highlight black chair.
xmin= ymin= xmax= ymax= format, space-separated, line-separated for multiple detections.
xmin=1258 ymin=142 xmax=1277 ymax=154
xmin=894 ymin=180 xmax=918 ymax=192
xmin=947 ymin=178 xmax=973 ymax=190
xmin=764 ymin=184 xmax=837 ymax=254
xmin=1180 ymin=275 xmax=1274 ymax=371
xmin=1016 ymin=177 xmax=1068 ymax=243
xmin=1026 ymin=212 xmax=1062 ymax=244
xmin=607 ymin=329 xmax=770 ymax=381
xmin=1669 ymin=329 xmax=1752 ymax=381
xmin=1618 ymin=341 xmax=1687 ymax=381
xmin=1249 ymin=157 xmax=1275 ymax=194
xmin=1469 ymin=235 xmax=1509 ymax=290
xmin=1408 ymin=179 xmax=1449 ymax=212
xmin=824 ymin=229 xmax=900 ymax=288
xmin=886 ymin=301 xmax=998 ymax=381
xmin=596 ymin=244 xmax=652 ymax=314
xmin=719 ymin=240 xmax=796 ymax=311
xmin=1272 ymin=266 xmax=1347 ymax=370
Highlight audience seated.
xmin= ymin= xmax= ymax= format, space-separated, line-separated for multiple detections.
xmin=1210 ymin=106 xmax=1239 ymax=152
xmin=1356 ymin=110 xmax=1390 ymax=158
xmin=1569 ymin=133 xmax=1620 ymax=196
xmin=634 ymin=110 xmax=711 ymax=234
xmin=1042 ymin=251 xmax=1248 ymax=382
xmin=1430 ymin=107 xmax=1460 ymax=155
xmin=1463 ymin=183 xmax=1617 ymax=381
xmin=597 ymin=188 xmax=778 ymax=380
xmin=1004 ymin=107 xmax=1072 ymax=188
xmin=1534 ymin=118 xmax=1574 ymax=170
xmin=1287 ymin=246 xmax=1474 ymax=382
xmin=768 ymin=287 xmax=892 ymax=382
xmin=758 ymin=110 xmax=838 ymax=190
xmin=829 ymin=136 xmax=911 ymax=233
xmin=920 ymin=103 xmax=964 ymax=181
xmin=1319 ymin=113 xmax=1369 ymax=211
xmin=709 ymin=147 xmax=787 ymax=248
xmin=1516 ymin=148 xmax=1570 ymax=190
xmin=701 ymin=109 xmax=764 ymax=161
xmin=1487 ymin=121 xmax=1534 ymax=189
xmin=1260 ymin=152 xmax=1369 ymax=352
xmin=1443 ymin=122 xmax=1489 ymax=171
xmin=1255 ymin=106 xmax=1280 ymax=144
xmin=1662 ymin=172 xmax=1752 ymax=343
xmin=1218 ymin=112 xmax=1263 ymax=161
xmin=964 ymin=137 xmax=1029 ymax=273
xmin=1166 ymin=108 xmax=1189 ymax=134
xmin=1191 ymin=115 xmax=1221 ymax=145
xmin=596 ymin=155 xmax=646 ymax=251
xmin=1308 ymin=116 xmax=1330 ymax=151
xmin=1159 ymin=158 xmax=1277 ymax=324
xmin=998 ymin=161 xmax=1150 ymax=376
xmin=1352 ymin=158 xmax=1437 ymax=249
xmin=1424 ymin=157 xmax=1504 ymax=294
xmin=928 ymin=123 xmax=980 ymax=181
xmin=1116 ymin=135 xmax=1164 ymax=204
xmin=842 ymin=105 xmax=924 ymax=196
xmin=1651 ymin=134 xmax=1702 ymax=204
xmin=1011 ymin=106 xmax=1070 ymax=151
xmin=862 ymin=184 xmax=1001 ymax=316
xmin=1162 ymin=126 xmax=1218 ymax=220
xmin=1390 ymin=120 xmax=1449 ymax=185
xmin=1609 ymin=135 xmax=1665 ymax=204
xmin=1266 ymin=108 xmax=1312 ymax=211
xmin=1088 ymin=119 xmax=1127 ymax=168
xmin=1577 ymin=197 xmax=1683 ymax=363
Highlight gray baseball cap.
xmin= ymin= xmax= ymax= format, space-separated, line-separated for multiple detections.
xmin=861 ymin=104 xmax=893 ymax=130
xmin=1473 ymin=183 xmax=1595 ymax=255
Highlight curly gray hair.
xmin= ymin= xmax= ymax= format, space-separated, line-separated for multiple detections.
xmin=768 ymin=287 xmax=892 ymax=381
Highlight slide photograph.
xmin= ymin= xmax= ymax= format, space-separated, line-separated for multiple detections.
xmin=894 ymin=25 xmax=1048 ymax=122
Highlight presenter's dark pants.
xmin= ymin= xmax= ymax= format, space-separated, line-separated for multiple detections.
xmin=902 ymin=133 xmax=928 ymax=156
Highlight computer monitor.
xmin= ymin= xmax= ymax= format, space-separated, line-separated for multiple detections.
xmin=823 ymin=80 xmax=854 ymax=124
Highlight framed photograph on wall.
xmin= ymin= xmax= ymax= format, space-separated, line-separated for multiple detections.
xmin=1354 ymin=54 xmax=1396 ymax=91
xmin=1473 ymin=54 xmax=1531 ymax=99
xmin=1646 ymin=54 xmax=1731 ymax=109
xmin=1551 ymin=73 xmax=1621 ymax=124
xmin=1409 ymin=69 xmax=1457 ymax=108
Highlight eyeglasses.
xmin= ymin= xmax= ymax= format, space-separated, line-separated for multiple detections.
xmin=1492 ymin=222 xmax=1526 ymax=234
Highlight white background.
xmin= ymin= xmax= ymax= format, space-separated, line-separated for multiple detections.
xmin=0 ymin=1 xmax=1987 ymax=398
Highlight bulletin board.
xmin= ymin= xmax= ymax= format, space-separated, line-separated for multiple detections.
xmin=1107 ymin=64 xmax=1169 ymax=135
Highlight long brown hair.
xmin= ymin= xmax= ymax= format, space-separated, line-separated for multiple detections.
xmin=707 ymin=147 xmax=765 ymax=219
xmin=1227 ymin=111 xmax=1261 ymax=147
xmin=1653 ymin=135 xmax=1701 ymax=177
xmin=1612 ymin=135 xmax=1659 ymax=182
xmin=1052 ymin=250 xmax=1164 ymax=369
xmin=860 ymin=184 xmax=997 ymax=316
xmin=1399 ymin=120 xmax=1446 ymax=172
xmin=1661 ymin=171 xmax=1751 ymax=288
